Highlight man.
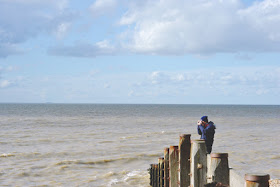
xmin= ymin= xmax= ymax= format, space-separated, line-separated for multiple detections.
xmin=197 ymin=116 xmax=216 ymax=154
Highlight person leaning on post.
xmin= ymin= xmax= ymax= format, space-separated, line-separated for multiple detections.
xmin=197 ymin=116 xmax=216 ymax=154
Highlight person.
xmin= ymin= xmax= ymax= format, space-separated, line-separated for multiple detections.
xmin=197 ymin=116 xmax=216 ymax=154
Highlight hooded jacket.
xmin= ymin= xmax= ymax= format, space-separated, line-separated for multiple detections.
xmin=197 ymin=121 xmax=216 ymax=144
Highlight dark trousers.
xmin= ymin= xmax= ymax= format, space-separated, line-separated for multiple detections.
xmin=206 ymin=141 xmax=213 ymax=154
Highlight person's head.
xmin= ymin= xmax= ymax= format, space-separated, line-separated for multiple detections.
xmin=201 ymin=116 xmax=208 ymax=123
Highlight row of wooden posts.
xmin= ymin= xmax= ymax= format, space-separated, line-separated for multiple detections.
xmin=148 ymin=134 xmax=271 ymax=187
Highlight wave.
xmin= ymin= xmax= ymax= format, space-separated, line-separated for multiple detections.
xmin=0 ymin=153 xmax=15 ymax=157
xmin=55 ymin=153 xmax=162 ymax=166
xmin=55 ymin=157 xmax=136 ymax=166
xmin=271 ymin=155 xmax=280 ymax=160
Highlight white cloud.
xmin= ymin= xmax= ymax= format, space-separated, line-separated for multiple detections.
xmin=90 ymin=0 xmax=117 ymax=17
xmin=89 ymin=70 xmax=99 ymax=78
xmin=0 ymin=0 xmax=74 ymax=58
xmin=0 ymin=0 xmax=68 ymax=10
xmin=256 ymin=88 xmax=269 ymax=95
xmin=149 ymin=71 xmax=170 ymax=84
xmin=48 ymin=41 xmax=117 ymax=57
xmin=141 ymin=66 xmax=280 ymax=97
xmin=44 ymin=0 xmax=280 ymax=58
xmin=173 ymin=74 xmax=185 ymax=82
xmin=119 ymin=0 xmax=280 ymax=55
xmin=128 ymin=90 xmax=134 ymax=96
xmin=96 ymin=40 xmax=115 ymax=50
xmin=104 ymin=83 xmax=110 ymax=89
xmin=0 ymin=80 xmax=11 ymax=88
xmin=0 ymin=43 xmax=24 ymax=58
xmin=0 ymin=66 xmax=22 ymax=89
xmin=54 ymin=22 xmax=71 ymax=39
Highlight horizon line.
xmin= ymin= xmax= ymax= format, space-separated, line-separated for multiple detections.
xmin=0 ymin=102 xmax=279 ymax=106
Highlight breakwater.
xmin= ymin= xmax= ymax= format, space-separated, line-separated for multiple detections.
xmin=148 ymin=134 xmax=279 ymax=187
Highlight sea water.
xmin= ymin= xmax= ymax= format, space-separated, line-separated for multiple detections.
xmin=0 ymin=104 xmax=279 ymax=186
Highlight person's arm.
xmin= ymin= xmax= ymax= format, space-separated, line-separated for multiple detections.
xmin=197 ymin=120 xmax=202 ymax=135
xmin=197 ymin=125 xmax=202 ymax=135
xmin=203 ymin=123 xmax=215 ymax=133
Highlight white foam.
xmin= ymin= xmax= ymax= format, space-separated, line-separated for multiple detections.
xmin=108 ymin=178 xmax=119 ymax=185
xmin=0 ymin=153 xmax=15 ymax=157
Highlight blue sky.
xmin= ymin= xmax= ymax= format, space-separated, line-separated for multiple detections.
xmin=0 ymin=0 xmax=279 ymax=104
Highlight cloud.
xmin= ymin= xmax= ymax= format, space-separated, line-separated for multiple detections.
xmin=54 ymin=22 xmax=72 ymax=39
xmin=3 ymin=0 xmax=280 ymax=58
xmin=48 ymin=40 xmax=117 ymax=57
xmin=139 ymin=67 xmax=280 ymax=97
xmin=0 ymin=80 xmax=12 ymax=88
xmin=0 ymin=43 xmax=24 ymax=58
xmin=104 ymin=83 xmax=110 ymax=88
xmin=235 ymin=53 xmax=254 ymax=60
xmin=89 ymin=0 xmax=117 ymax=17
xmin=56 ymin=0 xmax=280 ymax=57
xmin=0 ymin=0 xmax=75 ymax=58
xmin=119 ymin=0 xmax=280 ymax=55
xmin=128 ymin=90 xmax=134 ymax=96
xmin=0 ymin=65 xmax=22 ymax=89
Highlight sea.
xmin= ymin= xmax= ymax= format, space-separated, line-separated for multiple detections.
xmin=0 ymin=104 xmax=279 ymax=186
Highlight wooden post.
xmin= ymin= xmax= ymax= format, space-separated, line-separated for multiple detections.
xmin=207 ymin=154 xmax=211 ymax=184
xmin=158 ymin=161 xmax=161 ymax=187
xmin=152 ymin=164 xmax=156 ymax=187
xmin=158 ymin=161 xmax=160 ymax=187
xmin=154 ymin=164 xmax=158 ymax=187
xmin=208 ymin=153 xmax=229 ymax=185
xmin=245 ymin=173 xmax=270 ymax=187
xmin=169 ymin=146 xmax=179 ymax=187
xmin=190 ymin=140 xmax=207 ymax=187
xmin=159 ymin=158 xmax=164 ymax=187
xmin=149 ymin=164 xmax=153 ymax=186
xmin=164 ymin=148 xmax=170 ymax=187
xmin=179 ymin=134 xmax=191 ymax=187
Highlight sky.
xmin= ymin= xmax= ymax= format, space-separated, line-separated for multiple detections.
xmin=0 ymin=0 xmax=280 ymax=104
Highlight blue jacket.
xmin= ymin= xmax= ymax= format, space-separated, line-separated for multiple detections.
xmin=197 ymin=121 xmax=216 ymax=144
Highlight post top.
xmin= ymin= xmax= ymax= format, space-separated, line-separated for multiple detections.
xmin=191 ymin=139 xmax=205 ymax=143
xmin=180 ymin=134 xmax=191 ymax=137
xmin=210 ymin=153 xmax=228 ymax=158
xmin=245 ymin=173 xmax=270 ymax=182
xmin=170 ymin=145 xmax=179 ymax=150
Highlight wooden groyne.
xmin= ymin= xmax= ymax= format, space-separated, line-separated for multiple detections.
xmin=148 ymin=134 xmax=279 ymax=187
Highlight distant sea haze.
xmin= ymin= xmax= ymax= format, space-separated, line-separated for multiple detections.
xmin=0 ymin=104 xmax=279 ymax=186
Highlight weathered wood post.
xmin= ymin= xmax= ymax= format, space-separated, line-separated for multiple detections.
xmin=179 ymin=134 xmax=191 ymax=187
xmin=245 ymin=173 xmax=270 ymax=187
xmin=149 ymin=164 xmax=153 ymax=186
xmin=158 ymin=160 xmax=161 ymax=187
xmin=164 ymin=148 xmax=170 ymax=187
xmin=207 ymin=153 xmax=229 ymax=185
xmin=158 ymin=161 xmax=160 ymax=187
xmin=169 ymin=146 xmax=179 ymax=187
xmin=154 ymin=164 xmax=158 ymax=187
xmin=159 ymin=158 xmax=164 ymax=187
xmin=190 ymin=140 xmax=207 ymax=187
xmin=161 ymin=158 xmax=165 ymax=187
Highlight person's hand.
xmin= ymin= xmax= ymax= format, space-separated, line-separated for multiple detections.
xmin=197 ymin=120 xmax=202 ymax=126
